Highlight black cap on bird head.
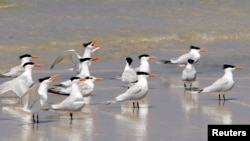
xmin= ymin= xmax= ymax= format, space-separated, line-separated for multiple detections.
xmin=190 ymin=46 xmax=200 ymax=50
xmin=70 ymin=77 xmax=81 ymax=81
xmin=83 ymin=42 xmax=92 ymax=48
xmin=223 ymin=64 xmax=234 ymax=69
xmin=126 ymin=57 xmax=133 ymax=65
xmin=22 ymin=62 xmax=35 ymax=67
xmin=38 ymin=76 xmax=50 ymax=83
xmin=136 ymin=72 xmax=150 ymax=75
xmin=19 ymin=54 xmax=32 ymax=60
xmin=138 ymin=54 xmax=149 ymax=59
xmin=79 ymin=58 xmax=91 ymax=62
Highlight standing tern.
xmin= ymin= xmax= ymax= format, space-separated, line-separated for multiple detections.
xmin=182 ymin=59 xmax=197 ymax=90
xmin=121 ymin=57 xmax=138 ymax=87
xmin=50 ymin=77 xmax=86 ymax=120
xmin=136 ymin=54 xmax=157 ymax=73
xmin=199 ymin=64 xmax=243 ymax=101
xmin=0 ymin=54 xmax=39 ymax=78
xmin=19 ymin=74 xmax=59 ymax=123
xmin=157 ymin=46 xmax=207 ymax=65
xmin=0 ymin=62 xmax=42 ymax=98
xmin=50 ymin=39 xmax=100 ymax=74
xmin=106 ymin=72 xmax=157 ymax=108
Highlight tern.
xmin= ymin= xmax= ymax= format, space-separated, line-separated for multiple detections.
xmin=0 ymin=62 xmax=42 ymax=98
xmin=50 ymin=77 xmax=86 ymax=120
xmin=199 ymin=64 xmax=243 ymax=101
xmin=19 ymin=74 xmax=59 ymax=123
xmin=182 ymin=59 xmax=197 ymax=90
xmin=0 ymin=54 xmax=39 ymax=78
xmin=50 ymin=39 xmax=100 ymax=74
xmin=136 ymin=54 xmax=157 ymax=73
xmin=106 ymin=72 xmax=157 ymax=108
xmin=157 ymin=46 xmax=207 ymax=65
xmin=121 ymin=57 xmax=138 ymax=87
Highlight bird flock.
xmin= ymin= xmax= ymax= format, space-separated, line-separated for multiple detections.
xmin=0 ymin=39 xmax=243 ymax=123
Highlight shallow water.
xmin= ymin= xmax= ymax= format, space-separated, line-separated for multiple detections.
xmin=1 ymin=0 xmax=250 ymax=141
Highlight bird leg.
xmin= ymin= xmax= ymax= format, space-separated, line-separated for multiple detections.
xmin=133 ymin=102 xmax=135 ymax=108
xmin=137 ymin=101 xmax=140 ymax=108
xmin=184 ymin=83 xmax=187 ymax=88
xmin=223 ymin=94 xmax=226 ymax=101
xmin=32 ymin=114 xmax=35 ymax=123
xmin=219 ymin=94 xmax=221 ymax=101
xmin=70 ymin=113 xmax=73 ymax=120
xmin=36 ymin=114 xmax=39 ymax=123
xmin=190 ymin=83 xmax=192 ymax=91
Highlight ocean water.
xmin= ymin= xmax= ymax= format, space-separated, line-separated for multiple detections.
xmin=1 ymin=0 xmax=250 ymax=141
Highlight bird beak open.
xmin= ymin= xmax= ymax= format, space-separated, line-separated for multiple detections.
xmin=235 ymin=66 xmax=243 ymax=70
xmin=95 ymin=77 xmax=104 ymax=81
xmin=92 ymin=38 xmax=99 ymax=45
xmin=91 ymin=57 xmax=99 ymax=61
xmin=149 ymin=73 xmax=158 ymax=77
xmin=200 ymin=48 xmax=208 ymax=53
xmin=31 ymin=55 xmax=39 ymax=59
xmin=50 ymin=74 xmax=60 ymax=81
xmin=34 ymin=63 xmax=42 ymax=67
xmin=149 ymin=56 xmax=157 ymax=59
xmin=80 ymin=77 xmax=86 ymax=81
xmin=92 ymin=38 xmax=100 ymax=48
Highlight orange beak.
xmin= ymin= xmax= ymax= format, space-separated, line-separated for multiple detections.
xmin=95 ymin=77 xmax=104 ymax=81
xmin=149 ymin=56 xmax=157 ymax=59
xmin=92 ymin=38 xmax=99 ymax=45
xmin=92 ymin=38 xmax=100 ymax=48
xmin=235 ymin=66 xmax=243 ymax=70
xmin=34 ymin=63 xmax=42 ymax=67
xmin=91 ymin=57 xmax=99 ymax=61
xmin=200 ymin=48 xmax=208 ymax=53
xmin=31 ymin=55 xmax=39 ymax=59
xmin=149 ymin=73 xmax=158 ymax=77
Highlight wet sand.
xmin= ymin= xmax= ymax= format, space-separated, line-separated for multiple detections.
xmin=1 ymin=0 xmax=250 ymax=141
xmin=0 ymin=41 xmax=250 ymax=141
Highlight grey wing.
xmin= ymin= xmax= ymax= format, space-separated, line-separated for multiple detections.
xmin=122 ymin=69 xmax=138 ymax=83
xmin=0 ymin=80 xmax=15 ymax=95
xmin=204 ymin=77 xmax=231 ymax=93
xmin=19 ymin=84 xmax=40 ymax=109
xmin=50 ymin=49 xmax=81 ymax=70
xmin=116 ymin=85 xmax=143 ymax=101
xmin=173 ymin=53 xmax=192 ymax=64
xmin=126 ymin=84 xmax=143 ymax=96
xmin=79 ymin=82 xmax=94 ymax=96
xmin=0 ymin=65 xmax=23 ymax=78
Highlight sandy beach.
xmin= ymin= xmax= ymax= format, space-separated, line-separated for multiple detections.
xmin=1 ymin=0 xmax=250 ymax=141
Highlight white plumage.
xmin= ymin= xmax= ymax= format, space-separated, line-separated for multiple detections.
xmin=106 ymin=72 xmax=157 ymax=108
xmin=0 ymin=54 xmax=39 ymax=78
xmin=19 ymin=74 xmax=59 ymax=123
xmin=51 ymin=77 xmax=86 ymax=120
xmin=199 ymin=64 xmax=243 ymax=101
xmin=0 ymin=62 xmax=41 ymax=98
xmin=182 ymin=59 xmax=197 ymax=90
xmin=157 ymin=46 xmax=207 ymax=65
